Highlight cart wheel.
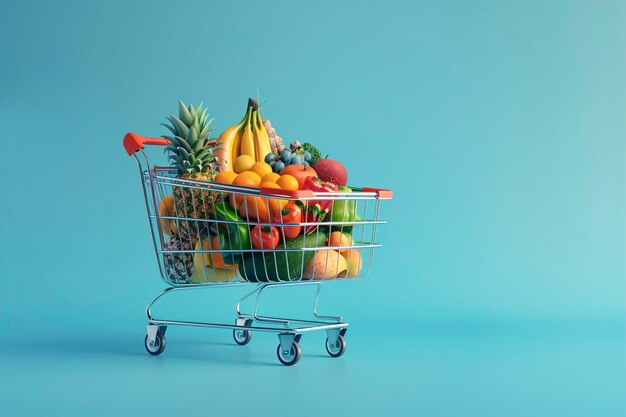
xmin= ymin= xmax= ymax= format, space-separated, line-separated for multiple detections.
xmin=325 ymin=334 xmax=346 ymax=358
xmin=145 ymin=332 xmax=166 ymax=356
xmin=277 ymin=341 xmax=301 ymax=366
xmin=233 ymin=329 xmax=252 ymax=346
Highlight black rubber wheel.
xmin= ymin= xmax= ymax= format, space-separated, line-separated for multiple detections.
xmin=277 ymin=341 xmax=302 ymax=366
xmin=325 ymin=334 xmax=346 ymax=358
xmin=233 ymin=328 xmax=252 ymax=345
xmin=145 ymin=332 xmax=166 ymax=356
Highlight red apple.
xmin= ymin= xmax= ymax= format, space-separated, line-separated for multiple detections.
xmin=280 ymin=164 xmax=318 ymax=189
xmin=312 ymin=158 xmax=348 ymax=186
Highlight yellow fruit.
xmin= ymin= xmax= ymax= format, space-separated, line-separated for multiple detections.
xmin=262 ymin=172 xmax=281 ymax=183
xmin=240 ymin=123 xmax=255 ymax=159
xmin=190 ymin=240 xmax=238 ymax=283
xmin=251 ymin=161 xmax=272 ymax=179
xmin=339 ymin=250 xmax=362 ymax=278
xmin=214 ymin=171 xmax=238 ymax=185
xmin=233 ymin=171 xmax=262 ymax=188
xmin=158 ymin=195 xmax=175 ymax=235
xmin=234 ymin=155 xmax=255 ymax=174
xmin=276 ymin=174 xmax=299 ymax=191
xmin=328 ymin=231 xmax=353 ymax=257
xmin=303 ymin=250 xmax=348 ymax=280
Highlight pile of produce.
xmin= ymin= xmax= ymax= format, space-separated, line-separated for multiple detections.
xmin=157 ymin=98 xmax=362 ymax=284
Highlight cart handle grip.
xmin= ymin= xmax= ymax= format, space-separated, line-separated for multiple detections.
xmin=259 ymin=187 xmax=315 ymax=198
xmin=361 ymin=187 xmax=393 ymax=199
xmin=124 ymin=132 xmax=169 ymax=156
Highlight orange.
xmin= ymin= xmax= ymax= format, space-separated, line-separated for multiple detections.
xmin=251 ymin=161 xmax=273 ymax=179
xmin=328 ymin=231 xmax=353 ymax=257
xmin=232 ymin=171 xmax=262 ymax=188
xmin=276 ymin=174 xmax=299 ymax=191
xmin=260 ymin=181 xmax=280 ymax=190
xmin=214 ymin=171 xmax=238 ymax=185
xmin=260 ymin=181 xmax=287 ymax=218
xmin=234 ymin=155 xmax=255 ymax=174
xmin=262 ymin=172 xmax=281 ymax=184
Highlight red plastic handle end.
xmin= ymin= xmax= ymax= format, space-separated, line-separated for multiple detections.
xmin=123 ymin=132 xmax=170 ymax=156
xmin=362 ymin=187 xmax=393 ymax=199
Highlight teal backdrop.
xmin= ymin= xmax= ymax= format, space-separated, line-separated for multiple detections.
xmin=0 ymin=1 xmax=624 ymax=416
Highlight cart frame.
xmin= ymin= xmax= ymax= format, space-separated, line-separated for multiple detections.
xmin=124 ymin=132 xmax=391 ymax=365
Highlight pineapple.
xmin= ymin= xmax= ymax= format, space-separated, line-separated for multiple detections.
xmin=162 ymin=234 xmax=195 ymax=283
xmin=163 ymin=100 xmax=223 ymax=240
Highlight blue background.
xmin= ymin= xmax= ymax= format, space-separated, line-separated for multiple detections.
xmin=1 ymin=1 xmax=624 ymax=416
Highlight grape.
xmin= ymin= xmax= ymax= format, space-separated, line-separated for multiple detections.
xmin=280 ymin=150 xmax=291 ymax=163
xmin=273 ymin=160 xmax=285 ymax=173
xmin=265 ymin=153 xmax=277 ymax=164
xmin=290 ymin=155 xmax=301 ymax=165
xmin=303 ymin=151 xmax=312 ymax=161
xmin=303 ymin=161 xmax=310 ymax=167
xmin=270 ymin=160 xmax=277 ymax=169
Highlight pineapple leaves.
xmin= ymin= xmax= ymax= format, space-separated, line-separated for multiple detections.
xmin=167 ymin=116 xmax=189 ymax=138
xmin=178 ymin=100 xmax=193 ymax=125
xmin=164 ymin=145 xmax=179 ymax=155
xmin=194 ymin=148 xmax=209 ymax=161
xmin=193 ymin=137 xmax=205 ymax=153
xmin=163 ymin=135 xmax=181 ymax=147
xmin=161 ymin=123 xmax=178 ymax=136
xmin=195 ymin=102 xmax=204 ymax=118
xmin=186 ymin=126 xmax=198 ymax=144
xmin=177 ymin=146 xmax=190 ymax=160
xmin=199 ymin=124 xmax=209 ymax=140
xmin=179 ymin=137 xmax=193 ymax=153
xmin=163 ymin=100 xmax=215 ymax=175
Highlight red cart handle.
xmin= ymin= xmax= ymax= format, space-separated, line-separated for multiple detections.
xmin=362 ymin=187 xmax=393 ymax=199
xmin=259 ymin=187 xmax=315 ymax=199
xmin=123 ymin=132 xmax=169 ymax=156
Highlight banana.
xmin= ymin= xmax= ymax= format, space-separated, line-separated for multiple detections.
xmin=240 ymin=118 xmax=255 ymax=159
xmin=214 ymin=106 xmax=251 ymax=172
xmin=253 ymin=110 xmax=272 ymax=159
xmin=214 ymin=125 xmax=239 ymax=172
xmin=214 ymin=98 xmax=274 ymax=172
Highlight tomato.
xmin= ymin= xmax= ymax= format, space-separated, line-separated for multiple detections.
xmin=251 ymin=225 xmax=279 ymax=250
xmin=273 ymin=202 xmax=302 ymax=239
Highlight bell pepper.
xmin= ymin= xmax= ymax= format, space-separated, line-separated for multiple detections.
xmin=296 ymin=201 xmax=329 ymax=234
xmin=330 ymin=185 xmax=357 ymax=232
xmin=300 ymin=176 xmax=338 ymax=213
xmin=273 ymin=202 xmax=302 ymax=239
xmin=215 ymin=202 xmax=251 ymax=253
xmin=251 ymin=225 xmax=280 ymax=250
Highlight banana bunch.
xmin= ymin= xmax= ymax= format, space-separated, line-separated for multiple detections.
xmin=215 ymin=98 xmax=272 ymax=172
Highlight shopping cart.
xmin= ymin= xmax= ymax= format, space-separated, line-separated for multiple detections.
xmin=123 ymin=132 xmax=392 ymax=365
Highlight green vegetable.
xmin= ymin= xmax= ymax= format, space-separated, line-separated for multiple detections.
xmin=301 ymin=142 xmax=322 ymax=165
xmin=330 ymin=186 xmax=357 ymax=232
xmin=215 ymin=202 xmax=251 ymax=264
xmin=239 ymin=232 xmax=327 ymax=282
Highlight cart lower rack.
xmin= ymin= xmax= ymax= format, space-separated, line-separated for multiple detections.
xmin=124 ymin=132 xmax=392 ymax=365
